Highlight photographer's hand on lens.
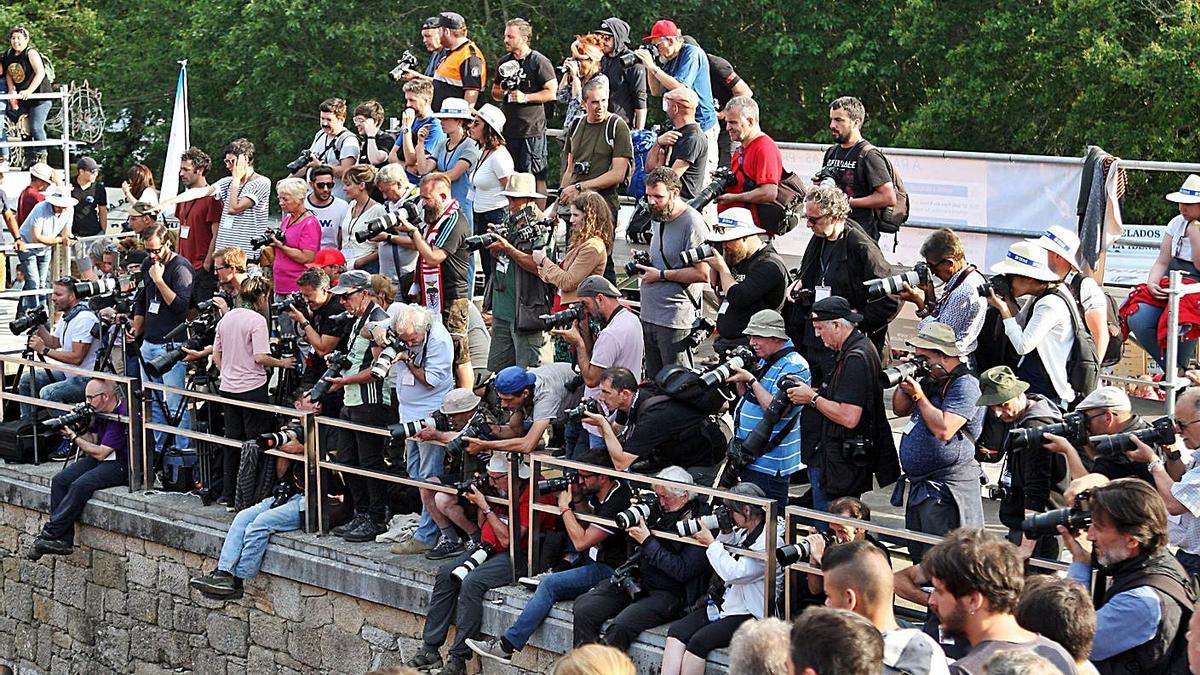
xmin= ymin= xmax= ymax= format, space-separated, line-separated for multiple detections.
xmin=692 ymin=527 xmax=715 ymax=546
xmin=803 ymin=533 xmax=828 ymax=566
xmin=727 ymin=366 xmax=756 ymax=385
xmin=787 ymin=382 xmax=817 ymax=405
xmin=322 ymin=375 xmax=346 ymax=393
xmin=484 ymin=236 xmax=511 ymax=255
xmin=898 ymin=376 xmax=924 ymax=401
xmin=557 ymin=484 xmax=575 ymax=511
xmin=1123 ymin=434 xmax=1159 ymax=464
xmin=626 ymin=519 xmax=651 ymax=543
xmin=1056 ymin=524 xmax=1092 ymax=564
xmin=1040 ymin=432 xmax=1076 ymax=457
xmin=549 ymin=324 xmax=582 ymax=345
xmin=464 ymin=437 xmax=488 ymax=456
xmin=985 ymin=288 xmax=1011 ymax=317
xmin=897 ymin=281 xmax=927 ymax=307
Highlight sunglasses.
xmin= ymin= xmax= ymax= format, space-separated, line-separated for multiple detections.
xmin=314 ymin=181 xmax=335 ymax=189
xmin=145 ymin=245 xmax=166 ymax=255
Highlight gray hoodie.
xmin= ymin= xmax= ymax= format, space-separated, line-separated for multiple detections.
xmin=598 ymin=17 xmax=647 ymax=126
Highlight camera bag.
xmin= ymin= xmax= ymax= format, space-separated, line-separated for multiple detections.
xmin=0 ymin=416 xmax=61 ymax=464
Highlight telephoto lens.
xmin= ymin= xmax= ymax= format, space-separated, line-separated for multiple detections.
xmin=679 ymin=243 xmax=716 ymax=267
xmin=73 ymin=277 xmax=118 ymax=299
xmin=257 ymin=422 xmax=304 ymax=449
xmin=464 ymin=233 xmax=499 ymax=251
xmin=371 ymin=338 xmax=409 ymax=380
xmin=1006 ymin=411 xmax=1088 ymax=453
xmin=10 ymin=306 xmax=48 ymax=335
xmin=42 ymin=403 xmax=94 ymax=431
xmin=676 ymin=505 xmax=734 ymax=537
xmin=388 ymin=418 xmax=430 ymax=439
xmin=776 ymin=531 xmax=835 ymax=566
xmin=1089 ymin=416 xmax=1176 ymax=457
xmin=614 ymin=503 xmax=651 ymax=530
xmin=1021 ymin=506 xmax=1092 ymax=537
xmin=864 ymin=262 xmax=932 ymax=300
xmin=539 ymin=304 xmax=584 ymax=330
xmin=687 ymin=167 xmax=737 ymax=211
xmin=307 ymin=351 xmax=352 ymax=404
xmin=451 ymin=542 xmax=494 ymax=581
xmin=699 ymin=346 xmax=756 ymax=388
xmin=882 ymin=356 xmax=930 ymax=388
xmin=536 ymin=475 xmax=576 ymax=493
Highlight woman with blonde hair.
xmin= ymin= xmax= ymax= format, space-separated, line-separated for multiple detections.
xmin=552 ymin=644 xmax=634 ymax=675
xmin=557 ymin=34 xmax=607 ymax=135
xmin=535 ymin=189 xmax=611 ymax=306
xmin=338 ymin=164 xmax=386 ymax=273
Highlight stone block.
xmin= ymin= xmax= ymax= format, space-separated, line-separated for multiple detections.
xmin=52 ymin=560 xmax=86 ymax=609
xmin=5 ymin=581 xmax=32 ymax=622
xmin=105 ymin=587 xmax=127 ymax=616
xmin=129 ymin=625 xmax=163 ymax=662
xmin=30 ymin=592 xmax=52 ymax=623
xmin=86 ymin=582 xmax=105 ymax=618
xmin=91 ymin=549 xmax=126 ymax=589
xmin=81 ymin=526 xmax=126 ymax=554
xmin=300 ymin=594 xmax=332 ymax=630
xmin=157 ymin=595 xmax=174 ymax=630
xmin=247 ymin=645 xmax=275 ymax=675
xmin=161 ymin=630 xmax=193 ymax=669
xmin=360 ymin=624 xmax=397 ymax=650
xmin=125 ymin=536 xmax=145 ymax=554
xmin=51 ymin=628 xmax=71 ymax=650
xmin=14 ymin=622 xmax=36 ymax=661
xmin=126 ymin=552 xmax=158 ymax=588
xmin=269 ymin=577 xmax=302 ymax=622
xmin=95 ymin=625 xmax=130 ymax=671
xmin=66 ymin=611 xmax=94 ymax=645
xmin=174 ymin=603 xmax=207 ymax=634
xmin=0 ymin=527 xmax=18 ymax=555
xmin=35 ymin=623 xmax=52 ymax=668
xmin=193 ymin=647 xmax=227 ymax=675
xmin=364 ymin=607 xmax=422 ymax=638
xmin=158 ymin=559 xmax=190 ymax=597
xmin=19 ymin=559 xmax=51 ymax=589
xmin=206 ymin=612 xmax=248 ymax=657
xmin=128 ymin=588 xmax=158 ymax=624
xmin=319 ymin=625 xmax=371 ymax=674
xmin=3 ymin=555 xmax=19 ymax=581
xmin=286 ymin=625 xmax=322 ymax=668
xmin=132 ymin=662 xmax=174 ymax=675
xmin=249 ymin=611 xmax=287 ymax=651
xmin=331 ymin=594 xmax=364 ymax=634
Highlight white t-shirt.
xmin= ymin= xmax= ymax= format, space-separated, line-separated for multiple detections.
xmin=1004 ymin=290 xmax=1076 ymax=406
xmin=1068 ymin=272 xmax=1106 ymax=313
xmin=212 ymin=175 xmax=271 ymax=253
xmin=307 ymin=194 xmax=350 ymax=250
xmin=307 ymin=130 xmax=361 ymax=202
xmin=55 ymin=307 xmax=100 ymax=372
xmin=378 ymin=197 xmax=420 ymax=282
xmin=469 ymin=147 xmax=515 ymax=212
xmin=340 ymin=201 xmax=387 ymax=270
xmin=1168 ymin=215 xmax=1195 ymax=264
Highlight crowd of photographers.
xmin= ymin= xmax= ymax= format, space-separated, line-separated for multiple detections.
xmin=13 ymin=10 xmax=1200 ymax=675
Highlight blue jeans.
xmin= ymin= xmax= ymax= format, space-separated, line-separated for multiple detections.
xmin=18 ymin=369 xmax=87 ymax=418
xmin=502 ymin=561 xmax=614 ymax=650
xmin=1127 ymin=302 xmax=1197 ymax=370
xmin=217 ymin=494 xmax=304 ymax=579
xmin=140 ymin=340 xmax=192 ymax=452
xmin=406 ymin=439 xmax=445 ymax=544
xmin=17 ymin=247 xmax=52 ymax=313
xmin=563 ymin=418 xmax=592 ymax=461
xmin=25 ymin=99 xmax=52 ymax=143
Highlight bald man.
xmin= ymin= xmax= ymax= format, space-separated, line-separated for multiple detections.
xmin=822 ymin=540 xmax=951 ymax=675
xmin=644 ymin=86 xmax=708 ymax=201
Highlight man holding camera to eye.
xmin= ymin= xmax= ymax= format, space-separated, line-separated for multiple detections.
xmin=900 ymin=229 xmax=988 ymax=368
xmin=643 ymin=87 xmax=707 ymax=201
xmin=492 ymin=18 xmax=556 ymax=197
xmin=595 ymin=18 xmax=648 ymax=129
xmin=412 ymin=389 xmax=491 ymax=554
xmin=465 ymin=448 xmax=632 ymax=667
xmin=586 ymin=366 xmax=711 ymax=472
xmin=891 ymin=322 xmax=986 ymax=562
xmin=465 ymin=362 xmax=577 ymax=459
xmin=635 ymin=20 xmax=718 ymax=178
xmin=1056 ymin=478 xmax=1196 ymax=673
xmin=26 ymin=378 xmax=128 ymax=560
xmin=1043 ymin=387 xmax=1157 ymax=483
xmin=18 ymin=278 xmax=100 ymax=429
xmin=703 ymin=207 xmax=787 ymax=351
xmin=289 ymin=267 xmax=348 ymax=364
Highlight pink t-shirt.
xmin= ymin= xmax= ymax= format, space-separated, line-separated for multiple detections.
xmin=213 ymin=308 xmax=270 ymax=393
xmin=273 ymin=213 xmax=322 ymax=294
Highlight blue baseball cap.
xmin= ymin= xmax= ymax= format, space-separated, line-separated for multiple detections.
xmin=495 ymin=366 xmax=536 ymax=395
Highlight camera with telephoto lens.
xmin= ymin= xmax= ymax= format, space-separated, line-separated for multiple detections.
xmin=618 ymin=50 xmax=640 ymax=68
xmin=537 ymin=472 xmax=579 ymax=494
xmin=567 ymin=398 xmax=602 ymax=421
xmin=676 ymin=505 xmax=735 ymax=537
xmin=813 ymin=166 xmax=840 ymax=186
xmin=679 ymin=243 xmax=717 ymax=267
xmin=464 ymin=233 xmax=498 ymax=251
xmin=978 ymin=274 xmax=1012 ymax=299
xmin=355 ymin=199 xmax=422 ymax=243
xmin=143 ymin=312 xmax=219 ymax=377
xmin=453 ymin=472 xmax=485 ymax=496
xmin=258 ymin=421 xmax=304 ymax=450
xmin=777 ymin=530 xmax=838 ymax=566
xmin=685 ymin=316 xmax=716 ymax=350
xmin=624 ymin=249 xmax=652 ymax=277
xmin=1090 ymin=416 xmax=1176 ymax=457
xmin=11 ymin=306 xmax=49 ymax=335
xmin=615 ymin=489 xmax=664 ymax=529
xmin=688 ymin=167 xmax=737 ymax=212
xmin=496 ymin=60 xmax=528 ymax=91
xmin=388 ymin=50 xmax=421 ymax=81
xmin=699 ymin=345 xmax=757 ymax=388
xmin=1022 ymin=490 xmax=1093 ymax=537
xmin=446 ymin=411 xmax=493 ymax=455
xmin=73 ymin=277 xmax=118 ymax=299
xmin=306 ymin=351 xmax=353 ymax=404
xmin=371 ymin=335 xmax=411 ymax=380
xmin=718 ymin=372 xmax=807 ymax=487
xmin=610 ymin=549 xmax=645 ymax=600
xmin=882 ymin=355 xmax=931 ymax=388
xmin=451 ymin=541 xmax=495 ymax=581
xmin=250 ymin=227 xmax=284 ymax=250
xmin=43 ymin=403 xmax=94 ymax=432
xmin=1007 ymin=411 xmax=1089 ymax=453
xmin=865 ymin=262 xmax=933 ymax=300
xmin=388 ymin=417 xmax=438 ymax=440
xmin=540 ymin=304 xmax=584 ymax=330
xmin=271 ymin=290 xmax=308 ymax=316
xmin=286 ymin=150 xmax=316 ymax=174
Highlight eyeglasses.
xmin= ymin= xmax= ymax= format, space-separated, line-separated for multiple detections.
xmin=1174 ymin=418 xmax=1200 ymax=432
xmin=213 ymin=264 xmax=231 ymax=272
xmin=806 ymin=213 xmax=830 ymax=225
xmin=145 ymin=245 xmax=165 ymax=255
xmin=314 ymin=182 xmax=335 ymax=189
xmin=84 ymin=392 xmax=106 ymax=402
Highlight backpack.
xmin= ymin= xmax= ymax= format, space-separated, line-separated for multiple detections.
xmin=567 ymin=115 xmax=632 ymax=190
xmin=1055 ymin=286 xmax=1100 ymax=407
xmin=628 ymin=128 xmax=658 ymax=200
xmin=858 ymin=142 xmax=910 ymax=234
xmin=1068 ymin=273 xmax=1123 ymax=367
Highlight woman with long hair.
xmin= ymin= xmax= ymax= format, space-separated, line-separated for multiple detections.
xmin=535 ymin=190 xmax=611 ymax=307
xmin=2 ymin=26 xmax=52 ymax=166
xmin=467 ymin=104 xmax=514 ymax=281
xmin=338 ymin=164 xmax=385 ymax=273
xmin=557 ymin=35 xmax=607 ymax=135
xmin=123 ymin=163 xmax=158 ymax=205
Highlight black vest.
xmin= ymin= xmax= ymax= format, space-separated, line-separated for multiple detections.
xmin=1095 ymin=553 xmax=1196 ymax=674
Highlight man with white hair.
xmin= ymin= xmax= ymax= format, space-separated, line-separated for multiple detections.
xmin=376 ymin=303 xmax=457 ymax=557
xmin=715 ymin=96 xmax=782 ymax=231
xmin=1031 ymin=224 xmax=1112 ymax=364
xmin=569 ymin=465 xmax=710 ymax=649
xmin=644 ymin=86 xmax=707 ymax=200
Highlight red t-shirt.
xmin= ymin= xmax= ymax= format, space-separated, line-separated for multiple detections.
xmin=17 ymin=185 xmax=44 ymax=226
xmin=176 ymin=195 xmax=223 ymax=269
xmin=720 ymin=133 xmax=783 ymax=226
xmin=480 ymin=483 xmax=557 ymax=553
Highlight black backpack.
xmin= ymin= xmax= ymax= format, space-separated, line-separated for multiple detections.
xmin=857 ymin=142 xmax=910 ymax=234
xmin=1068 ymin=274 xmax=1123 ymax=367
xmin=1055 ymin=286 xmax=1101 ymax=408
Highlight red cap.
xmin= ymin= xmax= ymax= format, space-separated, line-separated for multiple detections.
xmin=643 ymin=19 xmax=681 ymax=41
xmin=309 ymin=248 xmax=347 ymax=268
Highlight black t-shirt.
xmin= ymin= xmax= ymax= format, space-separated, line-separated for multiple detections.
xmin=3 ymin=49 xmax=51 ymax=94
xmin=707 ymin=53 xmax=742 ymax=111
xmin=71 ymin=178 xmax=108 ymax=237
xmin=820 ymin=141 xmax=891 ymax=239
xmin=822 ymin=332 xmax=876 ymax=438
xmin=717 ymin=243 xmax=787 ymax=339
xmin=357 ymin=132 xmax=397 ymax=169
xmin=624 ymin=393 xmax=709 ymax=465
xmin=588 ymin=480 xmax=633 ymax=569
xmin=134 ymin=254 xmax=194 ymax=344
xmin=599 ymin=54 xmax=648 ymax=127
xmin=496 ymin=50 xmax=556 ymax=139
xmin=667 ymin=122 xmax=708 ymax=200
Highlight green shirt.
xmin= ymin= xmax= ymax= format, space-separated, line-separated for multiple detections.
xmin=491 ymin=254 xmax=516 ymax=322
xmin=564 ymin=114 xmax=634 ymax=214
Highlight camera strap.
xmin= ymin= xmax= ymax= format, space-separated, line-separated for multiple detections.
xmin=654 ymin=217 xmax=702 ymax=312
xmin=927 ymin=264 xmax=978 ymax=317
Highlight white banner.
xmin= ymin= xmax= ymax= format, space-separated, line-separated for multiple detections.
xmin=159 ymin=61 xmax=190 ymax=217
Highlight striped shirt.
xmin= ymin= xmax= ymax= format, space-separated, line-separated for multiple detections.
xmin=736 ymin=344 xmax=811 ymax=477
xmin=212 ymin=175 xmax=272 ymax=253
xmin=1169 ymin=452 xmax=1200 ymax=554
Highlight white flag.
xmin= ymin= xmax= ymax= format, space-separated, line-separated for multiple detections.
xmin=159 ymin=60 xmax=189 ymax=217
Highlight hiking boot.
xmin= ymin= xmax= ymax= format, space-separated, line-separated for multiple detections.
xmin=26 ymin=536 xmax=73 ymax=560
xmin=466 ymin=637 xmax=514 ymax=665
xmin=425 ymin=536 xmax=466 ymax=561
xmin=332 ymin=513 xmax=368 ymax=537
xmin=391 ymin=538 xmax=434 ymax=555
xmin=341 ymin=518 xmax=386 ymax=543
xmin=189 ymin=570 xmax=242 ymax=598
xmin=405 ymin=648 xmax=442 ymax=671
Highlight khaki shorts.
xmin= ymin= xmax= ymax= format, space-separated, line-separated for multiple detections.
xmin=445 ymin=298 xmax=471 ymax=367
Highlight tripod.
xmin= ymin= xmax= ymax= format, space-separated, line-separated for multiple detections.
xmin=9 ymin=338 xmax=55 ymax=463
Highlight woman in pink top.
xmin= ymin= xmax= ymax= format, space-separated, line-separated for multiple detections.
xmin=271 ymin=177 xmax=321 ymax=295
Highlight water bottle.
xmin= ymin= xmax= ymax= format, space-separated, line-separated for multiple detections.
xmin=706 ymin=598 xmax=720 ymax=622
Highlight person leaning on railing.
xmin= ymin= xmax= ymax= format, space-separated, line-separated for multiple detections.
xmin=25 ymin=378 xmax=129 ymax=560
xmin=17 ymin=187 xmax=75 ymax=315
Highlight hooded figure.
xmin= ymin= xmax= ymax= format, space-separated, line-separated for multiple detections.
xmin=597 ymin=17 xmax=648 ymax=128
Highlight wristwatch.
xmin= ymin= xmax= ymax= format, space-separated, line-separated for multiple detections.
xmin=1149 ymin=459 xmax=1166 ymax=473
xmin=299 ymin=322 xmax=311 ymax=332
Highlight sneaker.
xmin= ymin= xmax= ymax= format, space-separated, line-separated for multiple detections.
xmin=440 ymin=656 xmax=467 ymax=675
xmin=333 ymin=513 xmax=369 ymax=537
xmin=48 ymin=441 xmax=73 ymax=462
xmin=466 ymin=637 xmax=513 ymax=665
xmin=518 ymin=572 xmax=551 ymax=589
xmin=342 ymin=519 xmax=386 ymax=543
xmin=391 ymin=537 xmax=434 ymax=555
xmin=405 ymin=648 xmax=442 ymax=671
xmin=425 ymin=536 xmax=466 ymax=561
xmin=189 ymin=570 xmax=241 ymax=597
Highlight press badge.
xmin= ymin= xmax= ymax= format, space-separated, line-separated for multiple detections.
xmin=717 ymin=300 xmax=729 ymax=315
xmin=496 ymin=255 xmax=510 ymax=273
xmin=180 ymin=226 xmax=190 ymax=239
xmin=148 ymin=300 xmax=161 ymax=314
xmin=401 ymin=369 xmax=416 ymax=386
xmin=815 ymin=285 xmax=832 ymax=302
xmin=902 ymin=419 xmax=916 ymax=436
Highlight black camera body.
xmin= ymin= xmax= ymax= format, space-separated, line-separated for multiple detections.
xmin=567 ymin=398 xmax=602 ymax=421
xmin=618 ymin=50 xmax=639 ymax=68
xmin=446 ymin=411 xmax=493 ymax=455
xmin=777 ymin=530 xmax=838 ymax=566
xmin=615 ymin=489 xmax=664 ymax=529
xmin=286 ymin=150 xmax=316 ymax=174
xmin=307 ymin=351 xmax=353 ymax=404
xmin=685 ymin=316 xmax=716 ymax=351
xmin=978 ymin=275 xmax=1012 ymax=300
xmin=356 ymin=202 xmax=421 ymax=243
xmin=388 ymin=50 xmax=421 ymax=81
xmin=271 ymin=291 xmax=309 ymax=316
xmin=43 ymin=403 xmax=94 ymax=432
xmin=1022 ymin=490 xmax=1093 ymax=537
xmin=610 ymin=549 xmax=645 ymax=600
xmin=1007 ymin=411 xmax=1089 ymax=453
xmin=250 ymin=227 xmax=284 ymax=250
xmin=624 ymin=250 xmax=652 ymax=277
xmin=271 ymin=334 xmax=300 ymax=361
xmin=371 ymin=335 xmax=411 ymax=380
xmin=11 ymin=306 xmax=49 ymax=335
xmin=813 ymin=166 xmax=840 ymax=185
xmin=688 ymin=167 xmax=737 ymax=212
xmin=718 ymin=371 xmax=806 ymax=487
xmin=882 ymin=356 xmax=931 ymax=388
xmin=1090 ymin=416 xmax=1176 ymax=457
xmin=537 ymin=473 xmax=578 ymax=494
xmin=144 ymin=312 xmax=220 ymax=377
xmin=540 ymin=304 xmax=584 ymax=330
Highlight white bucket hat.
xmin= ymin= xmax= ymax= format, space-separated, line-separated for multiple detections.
xmin=29 ymin=162 xmax=54 ymax=183
xmin=1166 ymin=174 xmax=1200 ymax=204
xmin=474 ymin=104 xmax=507 ymax=135
xmin=433 ymin=97 xmax=473 ymax=120
xmin=1032 ymin=225 xmax=1081 ymax=271
xmin=709 ymin=207 xmax=766 ymax=242
xmin=486 ymin=451 xmax=531 ymax=479
xmin=990 ymin=240 xmax=1058 ymax=282
xmin=44 ymin=189 xmax=78 ymax=209
xmin=500 ymin=173 xmax=546 ymax=199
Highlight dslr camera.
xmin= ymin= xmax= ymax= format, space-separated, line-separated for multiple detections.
xmin=865 ymin=262 xmax=933 ymax=300
xmin=676 ymin=504 xmax=734 ymax=537
xmin=688 ymin=167 xmax=737 ymax=212
xmin=567 ymin=398 xmax=602 ymax=421
xmin=978 ymin=275 xmax=1012 ymax=299
xmin=1022 ymin=490 xmax=1092 ymax=537
xmin=250 ymin=227 xmax=284 ymax=250
xmin=258 ymin=421 xmax=304 ymax=450
xmin=882 ymin=355 xmax=931 ymax=388
xmin=812 ymin=166 xmax=840 ymax=186
xmin=271 ymin=291 xmax=308 ymax=316
xmin=615 ymin=489 xmax=664 ymax=529
xmin=496 ymin=60 xmax=528 ymax=91
xmin=307 ymin=351 xmax=353 ymax=404
xmin=11 ymin=306 xmax=49 ymax=335
xmin=539 ymin=304 xmax=584 ymax=330
xmin=537 ymin=472 xmax=579 ymax=494
xmin=1007 ymin=411 xmax=1089 ymax=453
xmin=144 ymin=311 xmax=220 ymax=377
xmin=387 ymin=50 xmax=421 ymax=81
xmin=699 ymin=345 xmax=757 ymax=388
xmin=679 ymin=243 xmax=717 ymax=267
xmin=451 ymin=541 xmax=494 ymax=581
xmin=610 ymin=549 xmax=645 ymax=600
xmin=446 ymin=410 xmax=494 ymax=455
xmin=1089 ymin=416 xmax=1176 ymax=457
xmin=356 ymin=200 xmax=422 ymax=243
xmin=286 ymin=150 xmax=316 ymax=174
xmin=624 ymin=249 xmax=652 ymax=277
xmin=776 ymin=530 xmax=838 ymax=566
xmin=684 ymin=316 xmax=716 ymax=351
xmin=43 ymin=403 xmax=94 ymax=432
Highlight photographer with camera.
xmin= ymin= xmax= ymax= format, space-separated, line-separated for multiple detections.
xmin=463 ymin=448 xmax=631 ymax=666
xmin=270 ymin=177 xmax=321 ymax=331
xmin=372 ymin=164 xmax=421 ymax=295
xmin=131 ymin=223 xmax=194 ymax=455
xmin=901 ymin=229 xmax=988 ymax=367
xmin=374 ymin=304 xmax=456 ymax=557
xmin=975 ymin=366 xmax=1069 ymax=561
xmin=785 ymin=184 xmax=898 ymax=381
xmin=559 ymin=77 xmax=634 ymax=229
xmin=891 ymin=322 xmax=986 ymax=561
xmin=289 ymin=98 xmax=359 ymax=202
xmin=162 ymin=139 xmax=272 ymax=255
xmin=816 ymin=97 xmax=898 ymax=242
xmin=714 ymin=98 xmax=782 ymax=228
xmin=25 ymin=379 xmax=129 ymax=560
xmin=407 ymin=452 xmax=533 ymax=675
xmin=16 ymin=278 xmax=100 ymax=426
xmin=199 ymin=277 xmax=298 ymax=509
xmin=703 ymin=207 xmax=787 ymax=350
xmin=1043 ymin=387 xmax=1159 ymax=483
xmin=18 ymin=188 xmax=75 ymax=314
xmin=1032 ymin=225 xmax=1112 ymax=365
xmin=595 ymin=18 xmax=648 ymax=129
xmin=207 ymin=246 xmax=247 ymax=316
xmin=661 ymin=482 xmax=781 ymax=675
xmin=635 ymin=20 xmax=718 ymax=177
xmin=568 ymin=467 xmax=709 ymax=650
xmin=636 ymin=167 xmax=711 ymax=378
xmin=492 ymin=18 xmax=556 ymax=197
xmin=467 ymin=362 xmax=577 ymax=458
xmin=483 ymin=173 xmax=552 ymax=370
xmin=1055 ymin=478 xmax=1196 ymax=672
xmin=787 ymin=297 xmax=898 ymax=510
xmin=644 ymin=87 xmax=707 ymax=200
xmin=321 ymin=270 xmax=397 ymax=542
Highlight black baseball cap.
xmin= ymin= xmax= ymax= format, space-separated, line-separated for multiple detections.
xmin=437 ymin=12 xmax=466 ymax=29
xmin=811 ymin=296 xmax=863 ymax=323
